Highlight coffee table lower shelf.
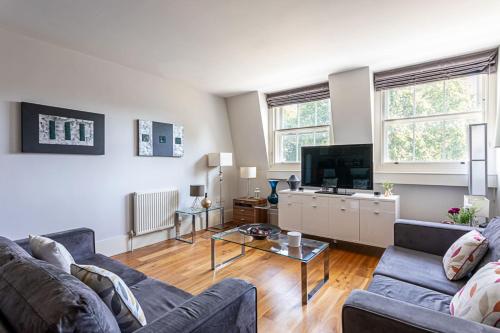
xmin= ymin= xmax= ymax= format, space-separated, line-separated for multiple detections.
xmin=210 ymin=236 xmax=329 ymax=305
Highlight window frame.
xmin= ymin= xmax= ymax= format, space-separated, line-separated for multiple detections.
xmin=269 ymin=99 xmax=333 ymax=167
xmin=374 ymin=74 xmax=490 ymax=175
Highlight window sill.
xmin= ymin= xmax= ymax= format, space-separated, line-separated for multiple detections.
xmin=266 ymin=169 xmax=498 ymax=187
xmin=374 ymin=172 xmax=497 ymax=188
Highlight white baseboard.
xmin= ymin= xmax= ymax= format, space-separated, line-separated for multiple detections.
xmin=96 ymin=208 xmax=234 ymax=256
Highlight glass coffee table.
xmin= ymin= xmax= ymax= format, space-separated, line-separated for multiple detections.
xmin=211 ymin=227 xmax=330 ymax=305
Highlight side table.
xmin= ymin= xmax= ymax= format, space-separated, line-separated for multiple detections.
xmin=175 ymin=205 xmax=225 ymax=243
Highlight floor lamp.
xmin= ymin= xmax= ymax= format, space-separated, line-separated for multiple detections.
xmin=208 ymin=153 xmax=233 ymax=207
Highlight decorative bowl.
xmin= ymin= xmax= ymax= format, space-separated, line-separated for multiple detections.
xmin=238 ymin=223 xmax=281 ymax=240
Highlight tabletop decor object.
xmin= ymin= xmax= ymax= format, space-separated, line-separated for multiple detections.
xmin=267 ymin=179 xmax=280 ymax=205
xmin=287 ymin=175 xmax=300 ymax=191
xmin=200 ymin=193 xmax=212 ymax=209
xmin=238 ymin=223 xmax=281 ymax=240
xmin=447 ymin=207 xmax=477 ymax=226
xmin=240 ymin=167 xmax=257 ymax=198
xmin=287 ymin=231 xmax=302 ymax=247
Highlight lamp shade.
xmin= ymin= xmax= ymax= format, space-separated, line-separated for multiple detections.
xmin=208 ymin=153 xmax=233 ymax=167
xmin=240 ymin=167 xmax=257 ymax=179
xmin=190 ymin=185 xmax=205 ymax=197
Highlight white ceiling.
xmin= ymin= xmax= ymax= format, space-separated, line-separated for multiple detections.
xmin=0 ymin=0 xmax=500 ymax=97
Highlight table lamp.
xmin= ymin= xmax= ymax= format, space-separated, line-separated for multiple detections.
xmin=240 ymin=167 xmax=256 ymax=198
xmin=190 ymin=185 xmax=205 ymax=208
xmin=208 ymin=153 xmax=233 ymax=206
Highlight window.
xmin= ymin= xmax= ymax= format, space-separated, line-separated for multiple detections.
xmin=272 ymin=99 xmax=331 ymax=163
xmin=382 ymin=75 xmax=486 ymax=163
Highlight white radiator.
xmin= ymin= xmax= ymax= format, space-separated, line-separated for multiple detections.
xmin=133 ymin=188 xmax=178 ymax=236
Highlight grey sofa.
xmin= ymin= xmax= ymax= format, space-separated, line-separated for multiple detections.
xmin=0 ymin=228 xmax=257 ymax=333
xmin=343 ymin=218 xmax=500 ymax=333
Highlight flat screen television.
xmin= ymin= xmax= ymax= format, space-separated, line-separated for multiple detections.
xmin=301 ymin=144 xmax=373 ymax=190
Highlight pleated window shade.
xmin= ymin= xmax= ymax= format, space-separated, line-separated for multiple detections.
xmin=266 ymin=82 xmax=330 ymax=108
xmin=374 ymin=49 xmax=498 ymax=91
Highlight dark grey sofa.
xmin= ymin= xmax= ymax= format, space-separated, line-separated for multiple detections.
xmin=343 ymin=218 xmax=500 ymax=333
xmin=0 ymin=228 xmax=257 ymax=333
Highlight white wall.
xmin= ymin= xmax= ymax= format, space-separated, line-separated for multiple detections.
xmin=0 ymin=29 xmax=237 ymax=255
xmin=226 ymin=91 xmax=270 ymax=197
xmin=329 ymin=67 xmax=373 ymax=145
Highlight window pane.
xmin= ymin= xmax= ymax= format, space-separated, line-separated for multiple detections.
xmin=279 ymin=105 xmax=298 ymax=129
xmin=281 ymin=134 xmax=297 ymax=162
xmin=316 ymin=99 xmax=331 ymax=125
xmin=314 ymin=131 xmax=329 ymax=145
xmin=298 ymin=102 xmax=316 ymax=127
xmin=298 ymin=132 xmax=314 ymax=159
xmin=415 ymin=81 xmax=445 ymax=116
xmin=385 ymin=86 xmax=413 ymax=119
xmin=385 ymin=122 xmax=414 ymax=162
xmin=446 ymin=76 xmax=482 ymax=114
xmin=414 ymin=120 xmax=444 ymax=161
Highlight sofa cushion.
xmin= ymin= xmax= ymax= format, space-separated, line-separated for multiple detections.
xmin=130 ymin=278 xmax=193 ymax=323
xmin=451 ymin=261 xmax=500 ymax=327
xmin=16 ymin=228 xmax=96 ymax=261
xmin=368 ymin=275 xmax=453 ymax=313
xmin=374 ymin=246 xmax=466 ymax=295
xmin=0 ymin=257 xmax=120 ymax=333
xmin=72 ymin=264 xmax=147 ymax=333
xmin=442 ymin=229 xmax=489 ymax=280
xmin=477 ymin=217 xmax=500 ymax=271
xmin=78 ymin=253 xmax=147 ymax=286
xmin=30 ymin=234 xmax=76 ymax=273
xmin=0 ymin=236 xmax=30 ymax=267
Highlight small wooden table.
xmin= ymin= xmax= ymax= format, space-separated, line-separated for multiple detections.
xmin=233 ymin=197 xmax=268 ymax=225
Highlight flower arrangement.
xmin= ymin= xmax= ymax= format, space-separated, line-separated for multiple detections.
xmin=383 ymin=182 xmax=394 ymax=197
xmin=447 ymin=207 xmax=477 ymax=225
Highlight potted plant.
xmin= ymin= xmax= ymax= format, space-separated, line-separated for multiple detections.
xmin=383 ymin=182 xmax=394 ymax=197
xmin=447 ymin=207 xmax=477 ymax=226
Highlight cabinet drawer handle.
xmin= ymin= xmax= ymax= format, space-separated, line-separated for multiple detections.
xmin=240 ymin=209 xmax=245 ymax=212
xmin=288 ymin=203 xmax=292 ymax=206
xmin=312 ymin=205 xmax=317 ymax=208
xmin=340 ymin=208 xmax=346 ymax=211
xmin=341 ymin=198 xmax=346 ymax=202
xmin=312 ymin=196 xmax=317 ymax=199
xmin=240 ymin=218 xmax=246 ymax=221
xmin=374 ymin=211 xmax=380 ymax=215
xmin=374 ymin=201 xmax=380 ymax=205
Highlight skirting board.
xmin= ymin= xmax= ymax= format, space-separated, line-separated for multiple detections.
xmin=96 ymin=208 xmax=233 ymax=256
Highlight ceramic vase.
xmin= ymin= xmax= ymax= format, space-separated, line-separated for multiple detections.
xmin=267 ymin=179 xmax=279 ymax=205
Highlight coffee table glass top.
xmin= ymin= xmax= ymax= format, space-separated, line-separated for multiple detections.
xmin=176 ymin=205 xmax=223 ymax=215
xmin=212 ymin=227 xmax=329 ymax=263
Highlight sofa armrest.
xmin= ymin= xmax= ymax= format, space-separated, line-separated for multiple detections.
xmin=343 ymin=290 xmax=497 ymax=333
xmin=135 ymin=278 xmax=257 ymax=333
xmin=15 ymin=228 xmax=96 ymax=261
xmin=394 ymin=219 xmax=475 ymax=256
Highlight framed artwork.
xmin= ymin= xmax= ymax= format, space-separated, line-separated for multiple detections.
xmin=21 ymin=102 xmax=105 ymax=155
xmin=138 ymin=120 xmax=184 ymax=157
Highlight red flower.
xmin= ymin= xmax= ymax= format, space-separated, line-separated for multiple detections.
xmin=448 ymin=207 xmax=460 ymax=215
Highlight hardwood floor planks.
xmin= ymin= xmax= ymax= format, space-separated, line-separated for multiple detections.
xmin=113 ymin=230 xmax=380 ymax=333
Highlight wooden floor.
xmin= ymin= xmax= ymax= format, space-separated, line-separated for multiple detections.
xmin=113 ymin=229 xmax=381 ymax=333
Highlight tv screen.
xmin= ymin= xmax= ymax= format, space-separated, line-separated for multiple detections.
xmin=301 ymin=144 xmax=373 ymax=190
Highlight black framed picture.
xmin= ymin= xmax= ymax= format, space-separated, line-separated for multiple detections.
xmin=21 ymin=102 xmax=105 ymax=155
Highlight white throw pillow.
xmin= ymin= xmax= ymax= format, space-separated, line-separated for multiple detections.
xmin=442 ymin=230 xmax=489 ymax=280
xmin=71 ymin=264 xmax=146 ymax=333
xmin=29 ymin=235 xmax=75 ymax=273
xmin=450 ymin=261 xmax=500 ymax=327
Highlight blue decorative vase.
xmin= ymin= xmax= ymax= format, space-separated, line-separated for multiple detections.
xmin=267 ymin=179 xmax=279 ymax=205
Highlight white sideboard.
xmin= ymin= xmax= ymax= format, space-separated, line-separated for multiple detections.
xmin=278 ymin=189 xmax=400 ymax=248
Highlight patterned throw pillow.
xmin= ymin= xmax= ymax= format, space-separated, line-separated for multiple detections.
xmin=71 ymin=264 xmax=146 ymax=333
xmin=450 ymin=261 xmax=500 ymax=327
xmin=443 ymin=230 xmax=489 ymax=280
